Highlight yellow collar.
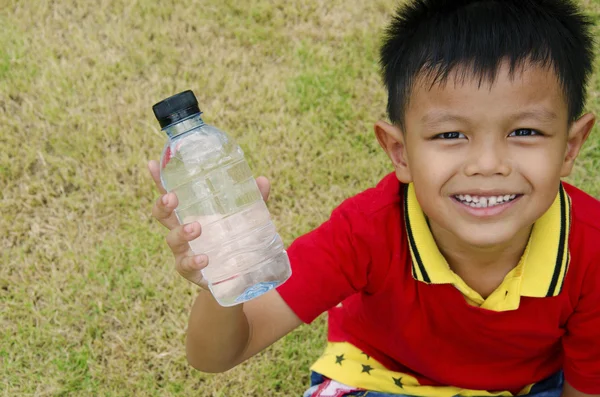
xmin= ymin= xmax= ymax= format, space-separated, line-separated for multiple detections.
xmin=404 ymin=183 xmax=571 ymax=300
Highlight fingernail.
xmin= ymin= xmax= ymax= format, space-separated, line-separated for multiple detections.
xmin=194 ymin=256 xmax=205 ymax=266
xmin=162 ymin=194 xmax=169 ymax=205
xmin=184 ymin=223 xmax=195 ymax=233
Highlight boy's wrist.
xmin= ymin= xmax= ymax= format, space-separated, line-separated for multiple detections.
xmin=191 ymin=287 xmax=244 ymax=326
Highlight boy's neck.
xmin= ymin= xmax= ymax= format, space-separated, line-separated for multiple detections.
xmin=428 ymin=221 xmax=533 ymax=298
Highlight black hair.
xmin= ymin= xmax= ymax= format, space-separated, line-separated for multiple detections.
xmin=380 ymin=0 xmax=595 ymax=128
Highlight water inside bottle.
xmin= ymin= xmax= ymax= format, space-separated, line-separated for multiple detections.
xmin=160 ymin=123 xmax=290 ymax=305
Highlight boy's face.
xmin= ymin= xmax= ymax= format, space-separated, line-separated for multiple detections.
xmin=376 ymin=62 xmax=595 ymax=249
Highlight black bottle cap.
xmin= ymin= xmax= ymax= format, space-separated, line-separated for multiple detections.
xmin=152 ymin=90 xmax=201 ymax=129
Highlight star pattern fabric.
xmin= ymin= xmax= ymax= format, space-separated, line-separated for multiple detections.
xmin=361 ymin=364 xmax=374 ymax=375
xmin=310 ymin=342 xmax=537 ymax=396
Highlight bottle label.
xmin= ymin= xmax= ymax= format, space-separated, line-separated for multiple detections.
xmin=235 ymin=281 xmax=280 ymax=303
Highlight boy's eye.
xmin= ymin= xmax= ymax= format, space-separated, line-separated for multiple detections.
xmin=434 ymin=132 xmax=466 ymax=140
xmin=509 ymin=128 xmax=540 ymax=137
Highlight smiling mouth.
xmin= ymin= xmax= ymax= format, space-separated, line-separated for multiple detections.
xmin=453 ymin=194 xmax=522 ymax=208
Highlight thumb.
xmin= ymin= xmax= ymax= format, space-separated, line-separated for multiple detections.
xmin=256 ymin=176 xmax=271 ymax=202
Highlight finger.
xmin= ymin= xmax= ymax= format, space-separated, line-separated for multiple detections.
xmin=165 ymin=222 xmax=202 ymax=256
xmin=256 ymin=176 xmax=271 ymax=202
xmin=152 ymin=193 xmax=181 ymax=230
xmin=177 ymin=254 xmax=209 ymax=288
xmin=148 ymin=160 xmax=167 ymax=194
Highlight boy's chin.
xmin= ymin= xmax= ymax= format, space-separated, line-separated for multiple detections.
xmin=451 ymin=226 xmax=527 ymax=250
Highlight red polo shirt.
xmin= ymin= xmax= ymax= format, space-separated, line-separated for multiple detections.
xmin=276 ymin=173 xmax=600 ymax=395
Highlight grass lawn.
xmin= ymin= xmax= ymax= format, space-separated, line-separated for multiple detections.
xmin=1 ymin=0 xmax=599 ymax=395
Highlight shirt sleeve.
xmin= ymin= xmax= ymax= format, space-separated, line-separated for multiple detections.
xmin=562 ymin=257 xmax=600 ymax=394
xmin=276 ymin=200 xmax=372 ymax=324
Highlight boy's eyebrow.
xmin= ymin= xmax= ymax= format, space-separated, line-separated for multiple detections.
xmin=421 ymin=112 xmax=468 ymax=127
xmin=421 ymin=108 xmax=559 ymax=127
xmin=511 ymin=109 xmax=558 ymax=123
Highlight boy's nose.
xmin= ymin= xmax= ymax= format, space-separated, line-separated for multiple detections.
xmin=463 ymin=141 xmax=512 ymax=177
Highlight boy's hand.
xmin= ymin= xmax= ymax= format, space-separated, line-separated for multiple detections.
xmin=147 ymin=160 xmax=271 ymax=288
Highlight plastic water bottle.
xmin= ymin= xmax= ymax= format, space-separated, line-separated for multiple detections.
xmin=152 ymin=90 xmax=291 ymax=306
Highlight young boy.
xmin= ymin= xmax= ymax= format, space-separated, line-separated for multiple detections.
xmin=148 ymin=0 xmax=600 ymax=395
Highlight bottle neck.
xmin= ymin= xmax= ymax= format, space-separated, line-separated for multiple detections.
xmin=163 ymin=113 xmax=205 ymax=139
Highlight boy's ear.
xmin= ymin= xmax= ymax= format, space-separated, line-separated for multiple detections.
xmin=374 ymin=120 xmax=413 ymax=183
xmin=560 ymin=112 xmax=596 ymax=177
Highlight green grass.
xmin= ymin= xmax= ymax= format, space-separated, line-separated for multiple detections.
xmin=1 ymin=0 xmax=599 ymax=396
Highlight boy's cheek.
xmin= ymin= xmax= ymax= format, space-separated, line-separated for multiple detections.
xmin=409 ymin=149 xmax=458 ymax=180
xmin=514 ymin=145 xmax=567 ymax=181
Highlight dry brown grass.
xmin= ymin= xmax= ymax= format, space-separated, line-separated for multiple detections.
xmin=1 ymin=0 xmax=598 ymax=395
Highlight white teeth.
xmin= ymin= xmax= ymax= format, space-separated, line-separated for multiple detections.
xmin=455 ymin=194 xmax=519 ymax=208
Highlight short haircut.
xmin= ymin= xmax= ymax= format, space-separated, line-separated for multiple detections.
xmin=380 ymin=0 xmax=596 ymax=128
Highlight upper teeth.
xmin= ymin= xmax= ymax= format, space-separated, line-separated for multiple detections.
xmin=455 ymin=194 xmax=517 ymax=208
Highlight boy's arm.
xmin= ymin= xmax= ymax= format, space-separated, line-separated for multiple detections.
xmin=159 ymin=209 xmax=302 ymax=372
xmin=562 ymin=381 xmax=600 ymax=397
xmin=185 ymin=288 xmax=301 ymax=372
xmin=149 ymin=162 xmax=302 ymax=372
xmin=561 ymin=251 xmax=600 ymax=395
